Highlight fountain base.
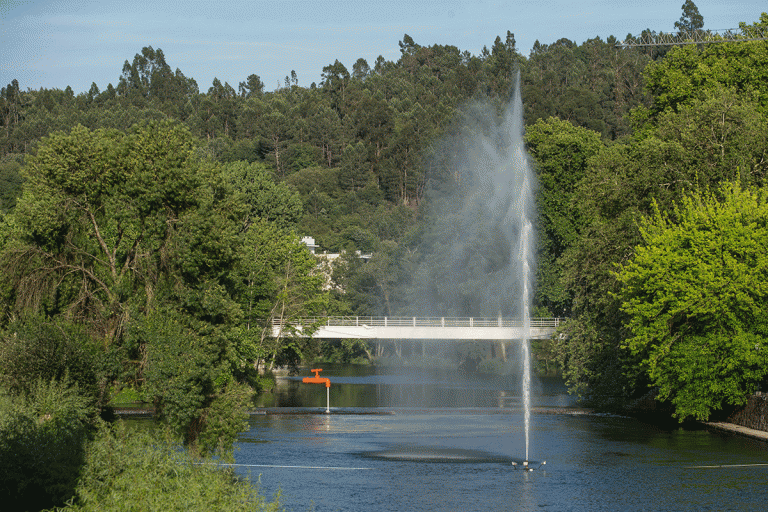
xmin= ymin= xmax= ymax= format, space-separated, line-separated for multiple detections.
xmin=511 ymin=460 xmax=546 ymax=472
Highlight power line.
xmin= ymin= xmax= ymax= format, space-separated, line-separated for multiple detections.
xmin=616 ymin=27 xmax=768 ymax=48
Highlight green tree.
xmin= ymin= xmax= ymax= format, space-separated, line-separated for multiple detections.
xmin=556 ymin=53 xmax=768 ymax=408
xmin=525 ymin=117 xmax=603 ymax=315
xmin=674 ymin=0 xmax=704 ymax=33
xmin=555 ymin=138 xmax=690 ymax=405
xmin=194 ymin=78 xmax=239 ymax=139
xmin=653 ymin=87 xmax=768 ymax=183
xmin=617 ymin=181 xmax=768 ymax=421
xmin=338 ymin=141 xmax=370 ymax=191
xmin=239 ymin=73 xmax=265 ymax=99
xmin=321 ymin=60 xmax=351 ymax=117
xmin=1 ymin=121 xmax=203 ymax=344
xmin=116 ymin=46 xmax=197 ymax=118
xmin=0 ymin=318 xmax=102 ymax=401
xmin=0 ymin=155 xmax=23 ymax=214
xmin=65 ymin=422 xmax=281 ymax=511
xmin=252 ymin=94 xmax=292 ymax=175
xmin=222 ymin=160 xmax=303 ymax=230
xmin=135 ymin=308 xmax=251 ymax=457
xmin=639 ymin=14 xmax=768 ymax=120
xmin=234 ymin=221 xmax=327 ymax=371
xmin=352 ymin=58 xmax=371 ymax=81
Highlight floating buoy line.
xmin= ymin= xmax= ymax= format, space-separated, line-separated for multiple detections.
xmin=195 ymin=462 xmax=373 ymax=470
xmin=686 ymin=463 xmax=768 ymax=469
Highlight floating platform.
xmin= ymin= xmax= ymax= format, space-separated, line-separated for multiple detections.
xmin=511 ymin=460 xmax=546 ymax=471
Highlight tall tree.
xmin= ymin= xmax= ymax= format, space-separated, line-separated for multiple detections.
xmin=1 ymin=121 xmax=203 ymax=344
xmin=617 ymin=181 xmax=768 ymax=421
xmin=639 ymin=17 xmax=768 ymax=120
xmin=674 ymin=0 xmax=704 ymax=33
xmin=321 ymin=60 xmax=351 ymax=117
xmin=352 ymin=58 xmax=371 ymax=81
xmin=525 ymin=117 xmax=604 ymax=315
xmin=238 ymin=74 xmax=264 ymax=99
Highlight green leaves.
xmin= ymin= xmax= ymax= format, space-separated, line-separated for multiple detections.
xmin=643 ymin=20 xmax=768 ymax=118
xmin=138 ymin=309 xmax=250 ymax=459
xmin=675 ymin=0 xmax=705 ymax=32
xmin=222 ymin=160 xmax=303 ymax=229
xmin=1 ymin=119 xmax=330 ymax=454
xmin=0 ymin=378 xmax=94 ymax=511
xmin=525 ymin=117 xmax=604 ymax=315
xmin=617 ymin=182 xmax=768 ymax=420
xmin=3 ymin=121 xmax=206 ymax=343
xmin=69 ymin=422 xmax=281 ymax=511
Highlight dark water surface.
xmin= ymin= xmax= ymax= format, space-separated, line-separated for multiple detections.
xmin=235 ymin=365 xmax=768 ymax=511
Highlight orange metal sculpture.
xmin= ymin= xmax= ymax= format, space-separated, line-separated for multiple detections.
xmin=303 ymin=368 xmax=331 ymax=387
xmin=303 ymin=368 xmax=331 ymax=412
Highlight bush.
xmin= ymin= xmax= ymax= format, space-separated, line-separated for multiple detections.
xmin=107 ymin=386 xmax=144 ymax=405
xmin=0 ymin=318 xmax=102 ymax=402
xmin=0 ymin=378 xmax=95 ymax=511
xmin=62 ymin=422 xmax=282 ymax=512
xmin=137 ymin=310 xmax=251 ymax=458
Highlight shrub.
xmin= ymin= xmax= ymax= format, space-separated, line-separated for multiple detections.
xmin=62 ymin=422 xmax=282 ymax=512
xmin=0 ymin=378 xmax=94 ymax=511
xmin=0 ymin=318 xmax=102 ymax=402
xmin=137 ymin=310 xmax=251 ymax=458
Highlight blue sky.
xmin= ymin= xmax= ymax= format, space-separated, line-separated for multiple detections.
xmin=1 ymin=0 xmax=766 ymax=94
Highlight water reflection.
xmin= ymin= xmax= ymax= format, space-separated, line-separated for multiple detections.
xmin=255 ymin=363 xmax=575 ymax=410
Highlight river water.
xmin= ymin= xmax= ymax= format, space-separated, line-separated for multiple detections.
xmin=235 ymin=364 xmax=768 ymax=511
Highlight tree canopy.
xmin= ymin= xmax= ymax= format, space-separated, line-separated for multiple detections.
xmin=675 ymin=1 xmax=705 ymax=33
xmin=0 ymin=120 xmax=327 ymax=455
xmin=617 ymin=182 xmax=768 ymax=421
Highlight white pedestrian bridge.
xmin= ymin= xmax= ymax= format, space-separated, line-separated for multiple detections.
xmin=272 ymin=317 xmax=564 ymax=341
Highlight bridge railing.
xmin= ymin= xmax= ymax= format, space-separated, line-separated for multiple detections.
xmin=272 ymin=317 xmax=565 ymax=329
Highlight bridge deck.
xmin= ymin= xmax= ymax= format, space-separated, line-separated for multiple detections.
xmin=272 ymin=317 xmax=564 ymax=341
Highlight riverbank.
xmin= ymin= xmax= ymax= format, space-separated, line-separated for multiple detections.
xmin=725 ymin=393 xmax=768 ymax=431
xmin=699 ymin=393 xmax=768 ymax=442
xmin=704 ymin=421 xmax=768 ymax=442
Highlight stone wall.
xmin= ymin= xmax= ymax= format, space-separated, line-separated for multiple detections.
xmin=726 ymin=393 xmax=768 ymax=432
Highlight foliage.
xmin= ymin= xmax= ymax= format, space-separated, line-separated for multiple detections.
xmin=2 ymin=11 xmax=768 ymax=422
xmin=0 ymin=378 xmax=95 ymax=511
xmin=0 ymin=318 xmax=103 ymax=402
xmin=616 ymin=182 xmax=768 ymax=421
xmin=60 ymin=422 xmax=282 ymax=512
xmin=135 ymin=309 xmax=251 ymax=459
xmin=639 ymin=13 xmax=768 ymax=121
xmin=1 ymin=121 xmax=205 ymax=344
xmin=107 ymin=386 xmax=142 ymax=405
xmin=0 ymin=119 xmax=324 ymax=430
xmin=0 ymin=155 xmax=23 ymax=214
xmin=525 ymin=117 xmax=603 ymax=315
xmin=233 ymin=219 xmax=327 ymax=371
xmin=674 ymin=1 xmax=704 ymax=33
xmin=556 ymin=35 xmax=768 ymax=408
xmin=524 ymin=37 xmax=651 ymax=140
xmin=222 ymin=160 xmax=303 ymax=229
xmin=315 ymin=338 xmax=373 ymax=365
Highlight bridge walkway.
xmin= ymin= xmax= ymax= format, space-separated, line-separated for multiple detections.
xmin=271 ymin=316 xmax=564 ymax=341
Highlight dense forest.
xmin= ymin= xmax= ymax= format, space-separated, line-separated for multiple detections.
xmin=2 ymin=2 xmax=768 ymax=509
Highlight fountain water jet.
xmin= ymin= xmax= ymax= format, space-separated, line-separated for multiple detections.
xmin=415 ymin=69 xmax=539 ymax=468
xmin=507 ymin=74 xmax=538 ymax=469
